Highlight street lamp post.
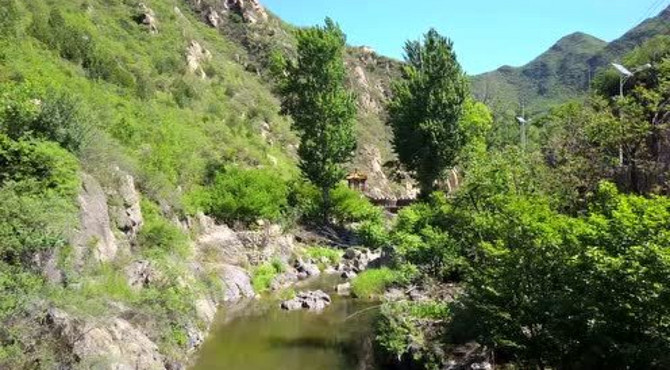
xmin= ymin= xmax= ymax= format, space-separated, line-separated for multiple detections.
xmin=516 ymin=116 xmax=528 ymax=149
xmin=611 ymin=62 xmax=652 ymax=166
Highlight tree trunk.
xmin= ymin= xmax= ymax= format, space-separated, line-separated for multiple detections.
xmin=321 ymin=187 xmax=331 ymax=225
xmin=419 ymin=177 xmax=434 ymax=200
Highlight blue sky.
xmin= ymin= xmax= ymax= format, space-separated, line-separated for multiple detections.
xmin=261 ymin=0 xmax=669 ymax=75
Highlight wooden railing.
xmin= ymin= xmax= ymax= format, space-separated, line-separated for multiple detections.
xmin=367 ymin=197 xmax=416 ymax=213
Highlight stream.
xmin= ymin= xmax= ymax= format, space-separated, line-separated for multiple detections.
xmin=191 ymin=275 xmax=381 ymax=370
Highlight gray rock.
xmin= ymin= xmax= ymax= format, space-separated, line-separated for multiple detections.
xmin=124 ymin=260 xmax=155 ymax=291
xmin=280 ymin=299 xmax=303 ymax=311
xmin=336 ymin=282 xmax=351 ymax=296
xmin=195 ymin=298 xmax=217 ymax=325
xmin=281 ymin=290 xmax=331 ymax=312
xmin=219 ymin=264 xmax=255 ymax=302
xmin=195 ymin=214 xmax=247 ymax=265
xmin=185 ymin=324 xmax=204 ymax=351
xmin=302 ymin=263 xmax=321 ymax=277
xmin=384 ymin=288 xmax=406 ymax=301
xmin=137 ymin=3 xmax=158 ymax=34
xmin=113 ymin=171 xmax=143 ymax=241
xmin=270 ymin=270 xmax=298 ymax=291
xmin=323 ymin=266 xmax=338 ymax=275
xmin=72 ymin=173 xmax=118 ymax=265
xmin=344 ymin=248 xmax=359 ymax=260
xmin=341 ymin=271 xmax=357 ymax=280
xmin=45 ymin=308 xmax=164 ymax=369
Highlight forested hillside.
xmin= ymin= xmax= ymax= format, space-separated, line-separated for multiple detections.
xmin=471 ymin=4 xmax=670 ymax=118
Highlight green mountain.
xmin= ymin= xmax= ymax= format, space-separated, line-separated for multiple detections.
xmin=471 ymin=4 xmax=670 ymax=117
xmin=472 ymin=32 xmax=607 ymax=116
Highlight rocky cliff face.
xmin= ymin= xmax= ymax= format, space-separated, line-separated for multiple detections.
xmin=37 ymin=168 xmax=308 ymax=368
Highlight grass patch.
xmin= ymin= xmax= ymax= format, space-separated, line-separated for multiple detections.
xmin=351 ymin=268 xmax=401 ymax=298
xmin=302 ymin=246 xmax=342 ymax=265
xmin=251 ymin=258 xmax=286 ymax=293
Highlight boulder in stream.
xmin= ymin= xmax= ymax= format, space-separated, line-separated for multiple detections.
xmin=280 ymin=290 xmax=331 ymax=312
xmin=336 ymin=282 xmax=351 ymax=296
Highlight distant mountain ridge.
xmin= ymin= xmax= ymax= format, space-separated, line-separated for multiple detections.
xmin=471 ymin=4 xmax=670 ymax=116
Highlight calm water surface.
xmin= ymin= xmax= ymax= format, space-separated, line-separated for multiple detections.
xmin=191 ymin=275 xmax=380 ymax=370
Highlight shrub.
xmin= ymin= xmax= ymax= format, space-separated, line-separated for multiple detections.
xmin=456 ymin=183 xmax=670 ymax=368
xmin=303 ymin=246 xmax=342 ymax=265
xmin=288 ymin=181 xmax=382 ymax=225
xmin=1 ymin=86 xmax=92 ymax=154
xmin=190 ymin=166 xmax=288 ymax=224
xmin=376 ymin=300 xmax=450 ymax=370
xmin=391 ymin=193 xmax=471 ymax=281
xmin=0 ymin=182 xmax=75 ymax=266
xmin=286 ymin=180 xmax=321 ymax=222
xmin=351 ymin=268 xmax=401 ymax=298
xmin=0 ymin=0 xmax=20 ymax=38
xmin=356 ymin=220 xmax=389 ymax=248
xmin=331 ymin=185 xmax=382 ymax=224
xmin=137 ymin=200 xmax=190 ymax=259
xmin=251 ymin=258 xmax=286 ymax=293
xmin=0 ymin=135 xmax=81 ymax=197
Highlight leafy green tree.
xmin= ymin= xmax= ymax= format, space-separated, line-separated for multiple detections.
xmin=454 ymin=183 xmax=670 ymax=368
xmin=388 ymin=29 xmax=468 ymax=196
xmin=274 ymin=18 xmax=357 ymax=222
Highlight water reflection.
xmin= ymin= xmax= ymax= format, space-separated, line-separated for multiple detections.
xmin=191 ymin=276 xmax=379 ymax=370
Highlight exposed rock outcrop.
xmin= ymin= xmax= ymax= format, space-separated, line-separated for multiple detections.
xmin=46 ymin=308 xmax=164 ymax=369
xmin=192 ymin=0 xmax=268 ymax=27
xmin=110 ymin=170 xmax=143 ymax=243
xmin=136 ymin=3 xmax=158 ymax=34
xmin=219 ymin=264 xmax=255 ymax=302
xmin=194 ymin=213 xmax=247 ymax=265
xmin=186 ymin=40 xmax=212 ymax=79
xmin=72 ymin=173 xmax=118 ymax=265
xmin=124 ymin=260 xmax=157 ymax=291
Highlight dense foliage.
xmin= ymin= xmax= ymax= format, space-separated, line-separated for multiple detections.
xmin=376 ymin=34 xmax=670 ymax=370
xmin=388 ymin=29 xmax=468 ymax=196
xmin=274 ymin=18 xmax=357 ymax=222
xmin=188 ymin=166 xmax=289 ymax=224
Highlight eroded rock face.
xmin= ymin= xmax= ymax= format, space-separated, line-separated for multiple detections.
xmin=186 ymin=40 xmax=212 ymax=79
xmin=125 ymin=260 xmax=157 ymax=291
xmin=112 ymin=170 xmax=143 ymax=242
xmin=46 ymin=308 xmax=164 ymax=369
xmin=137 ymin=3 xmax=158 ymax=34
xmin=194 ymin=213 xmax=247 ymax=265
xmin=73 ymin=173 xmax=118 ymax=265
xmin=236 ymin=224 xmax=295 ymax=265
xmin=219 ymin=264 xmax=255 ymax=302
xmin=192 ymin=0 xmax=268 ymax=26
xmin=195 ymin=298 xmax=218 ymax=325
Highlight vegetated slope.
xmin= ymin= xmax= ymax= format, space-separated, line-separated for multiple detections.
xmin=471 ymin=4 xmax=670 ymax=117
xmin=184 ymin=0 xmax=411 ymax=197
xmin=0 ymin=0 xmax=303 ymax=366
xmin=1 ymin=0 xmax=298 ymax=198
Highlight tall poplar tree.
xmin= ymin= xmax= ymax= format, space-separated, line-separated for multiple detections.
xmin=274 ymin=18 xmax=357 ymax=222
xmin=388 ymin=29 xmax=468 ymax=196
